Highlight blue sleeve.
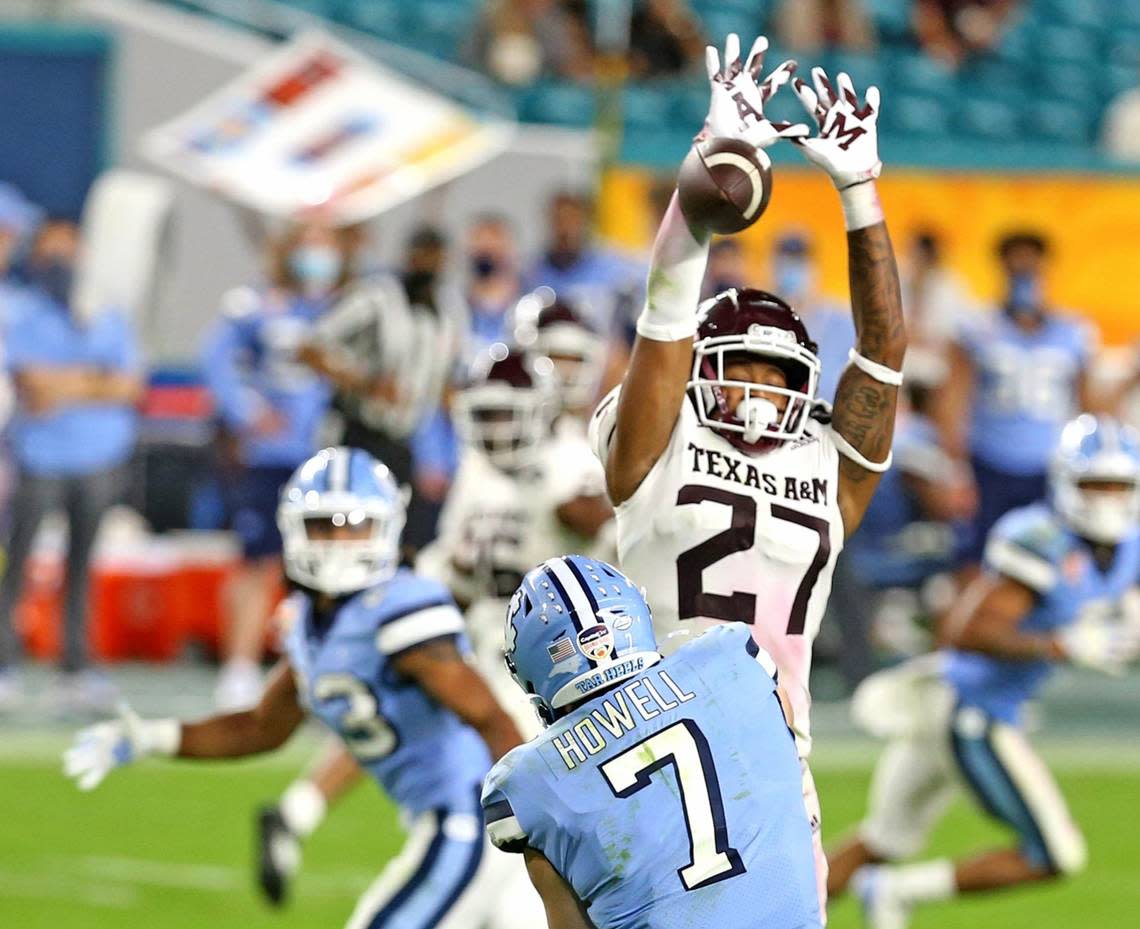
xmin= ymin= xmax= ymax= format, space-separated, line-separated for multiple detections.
xmin=200 ymin=313 xmax=258 ymax=431
xmin=4 ymin=301 xmax=38 ymax=371
xmin=106 ymin=311 xmax=142 ymax=372
xmin=482 ymin=755 xmax=529 ymax=852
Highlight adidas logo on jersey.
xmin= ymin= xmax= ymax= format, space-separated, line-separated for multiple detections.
xmin=687 ymin=443 xmax=830 ymax=505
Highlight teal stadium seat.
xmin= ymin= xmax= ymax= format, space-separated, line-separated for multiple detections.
xmin=1036 ymin=63 xmax=1098 ymax=108
xmin=885 ymin=50 xmax=955 ymax=98
xmin=622 ymin=85 xmax=672 ymax=130
xmin=1026 ymin=99 xmax=1095 ymax=144
xmin=1031 ymin=24 xmax=1100 ymax=67
xmin=880 ymin=93 xmax=950 ymax=137
xmin=823 ymin=50 xmax=884 ymax=93
xmin=518 ymin=83 xmax=596 ymax=126
xmin=675 ymin=84 xmax=711 ymax=132
xmin=955 ymin=96 xmax=1020 ymax=140
xmin=1037 ymin=0 xmax=1105 ymax=30
xmin=336 ymin=2 xmax=402 ymax=40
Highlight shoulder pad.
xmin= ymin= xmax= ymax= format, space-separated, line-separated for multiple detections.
xmin=588 ymin=386 xmax=622 ymax=466
xmin=365 ymin=573 xmax=463 ymax=656
xmin=984 ymin=505 xmax=1067 ymax=593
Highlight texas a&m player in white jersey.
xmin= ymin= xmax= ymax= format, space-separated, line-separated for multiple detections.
xmin=590 ymin=34 xmax=906 ymax=914
xmin=420 ymin=341 xmax=613 ymax=731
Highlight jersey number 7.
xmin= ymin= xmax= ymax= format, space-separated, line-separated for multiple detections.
xmin=676 ymin=485 xmax=830 ymax=633
xmin=600 ymin=719 xmax=746 ymax=891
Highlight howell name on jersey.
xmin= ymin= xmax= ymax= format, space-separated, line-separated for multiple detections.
xmin=551 ymin=666 xmax=697 ymax=770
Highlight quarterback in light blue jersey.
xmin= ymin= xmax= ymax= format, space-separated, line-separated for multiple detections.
xmin=64 ymin=447 xmax=545 ymax=929
xmin=483 ymin=555 xmax=822 ymax=929
xmin=828 ymin=415 xmax=1140 ymax=928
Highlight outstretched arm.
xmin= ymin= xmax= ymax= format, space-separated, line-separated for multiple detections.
xmin=524 ymin=847 xmax=596 ymax=929
xmin=64 ymin=660 xmax=305 ymax=791
xmin=792 ymin=68 xmax=906 ymax=535
xmin=606 ymin=34 xmax=804 ymax=506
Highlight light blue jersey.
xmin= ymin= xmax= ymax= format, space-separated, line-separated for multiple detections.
xmin=200 ymin=287 xmax=331 ymax=469
xmin=483 ymin=625 xmax=821 ymax=929
xmin=283 ymin=569 xmax=491 ymax=813
xmin=945 ymin=503 xmax=1140 ymax=724
xmin=959 ymin=312 xmax=1093 ymax=475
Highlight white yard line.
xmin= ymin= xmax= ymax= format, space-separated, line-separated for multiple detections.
xmin=0 ymin=867 xmax=139 ymax=908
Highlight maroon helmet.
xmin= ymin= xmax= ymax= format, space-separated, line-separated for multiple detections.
xmin=514 ymin=289 xmax=606 ymax=409
xmin=689 ymin=288 xmax=822 ymax=453
xmin=453 ymin=343 xmax=557 ymax=468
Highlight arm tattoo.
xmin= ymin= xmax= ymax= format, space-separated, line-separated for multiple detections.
xmin=833 ymin=222 xmax=906 ymax=522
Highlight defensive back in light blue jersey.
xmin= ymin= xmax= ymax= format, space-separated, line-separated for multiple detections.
xmin=959 ymin=313 xmax=1093 ymax=475
xmin=284 ymin=569 xmax=491 ymax=813
xmin=945 ymin=503 xmax=1140 ymax=724
xmin=483 ymin=625 xmax=821 ymax=929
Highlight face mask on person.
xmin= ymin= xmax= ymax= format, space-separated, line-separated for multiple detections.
xmin=31 ymin=259 xmax=74 ymax=306
xmin=773 ymin=257 xmax=813 ymax=301
xmin=470 ymin=253 xmax=502 ymax=280
xmin=289 ymin=246 xmax=342 ymax=295
xmin=1005 ymin=271 xmax=1043 ymax=321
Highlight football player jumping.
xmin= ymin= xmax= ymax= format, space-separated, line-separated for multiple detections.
xmin=64 ymin=448 xmax=545 ymax=929
xmin=589 ymin=34 xmax=905 ymax=913
xmin=828 ymin=415 xmax=1140 ymax=929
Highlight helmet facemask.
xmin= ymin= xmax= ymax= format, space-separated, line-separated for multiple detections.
xmin=1053 ymin=475 xmax=1140 ymax=545
xmin=688 ymin=328 xmax=821 ymax=453
xmin=452 ymin=382 xmax=553 ymax=470
xmin=278 ymin=491 xmax=405 ymax=596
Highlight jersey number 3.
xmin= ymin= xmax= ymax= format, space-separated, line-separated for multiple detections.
xmin=600 ymin=719 xmax=746 ymax=891
xmin=676 ymin=485 xmax=830 ymax=634
xmin=313 ymin=674 xmax=398 ymax=762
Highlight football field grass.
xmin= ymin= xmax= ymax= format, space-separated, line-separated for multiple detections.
xmin=2 ymin=734 xmax=1138 ymax=929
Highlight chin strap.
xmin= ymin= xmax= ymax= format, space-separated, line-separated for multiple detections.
xmin=827 ymin=424 xmax=893 ymax=473
xmin=847 ymin=348 xmax=904 ymax=386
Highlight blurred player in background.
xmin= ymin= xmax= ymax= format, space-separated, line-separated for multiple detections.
xmin=483 ymin=555 xmax=822 ymax=929
xmin=202 ymin=220 xmax=360 ymax=710
xmin=254 ymin=339 xmax=611 ymax=904
xmin=767 ymin=230 xmax=856 ymax=404
xmin=936 ymin=231 xmax=1100 ymax=575
xmin=64 ymin=447 xmax=545 ymax=929
xmin=840 ymin=357 xmax=975 ymax=659
xmin=590 ymin=34 xmax=905 ymax=913
xmin=0 ymin=218 xmax=143 ymax=715
xmin=828 ymin=414 xmax=1140 ymax=929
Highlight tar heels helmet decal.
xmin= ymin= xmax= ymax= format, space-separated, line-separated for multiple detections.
xmin=503 ymin=555 xmax=660 ymax=726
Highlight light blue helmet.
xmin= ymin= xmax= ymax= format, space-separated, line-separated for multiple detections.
xmin=504 ymin=555 xmax=660 ymax=725
xmin=1050 ymin=415 xmax=1140 ymax=544
xmin=277 ymin=447 xmax=409 ymax=595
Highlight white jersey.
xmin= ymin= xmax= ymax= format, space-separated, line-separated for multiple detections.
xmin=417 ymin=425 xmax=614 ymax=735
xmin=592 ymin=389 xmax=844 ymax=754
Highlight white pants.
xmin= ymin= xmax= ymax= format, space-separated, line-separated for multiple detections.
xmin=345 ymin=805 xmax=546 ymax=929
xmin=855 ymin=673 xmax=1086 ymax=875
xmin=801 ymin=758 xmax=829 ymax=923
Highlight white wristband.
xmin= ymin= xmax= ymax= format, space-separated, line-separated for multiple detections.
xmin=145 ymin=718 xmax=182 ymax=757
xmin=847 ymin=348 xmax=904 ymax=386
xmin=281 ymin=779 xmax=328 ymax=838
xmin=839 ymin=181 xmax=884 ymax=231
xmin=636 ymin=193 xmax=707 ymax=343
xmin=828 ymin=425 xmax=893 ymax=473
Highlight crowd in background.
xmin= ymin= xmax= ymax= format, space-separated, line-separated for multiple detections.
xmin=468 ymin=0 xmax=1028 ymax=84
xmin=0 ymin=167 xmax=1137 ymax=715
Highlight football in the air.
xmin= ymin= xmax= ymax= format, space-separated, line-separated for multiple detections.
xmin=676 ymin=137 xmax=773 ymax=235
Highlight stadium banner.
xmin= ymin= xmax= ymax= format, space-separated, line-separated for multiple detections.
xmin=142 ymin=30 xmax=514 ymax=225
xmin=601 ymin=168 xmax=1140 ymax=345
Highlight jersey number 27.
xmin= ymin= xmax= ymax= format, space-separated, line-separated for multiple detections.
xmin=676 ymin=485 xmax=830 ymax=634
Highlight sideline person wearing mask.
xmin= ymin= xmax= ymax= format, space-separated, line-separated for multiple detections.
xmin=936 ymin=231 xmax=1098 ymax=569
xmin=769 ymin=230 xmax=856 ymax=404
xmin=201 ymin=221 xmax=347 ymax=710
xmin=0 ymin=219 xmax=143 ymax=714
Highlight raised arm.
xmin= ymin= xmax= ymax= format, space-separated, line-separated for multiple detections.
xmin=606 ymin=35 xmax=804 ymax=505
xmin=791 ymin=68 xmax=906 ymax=535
